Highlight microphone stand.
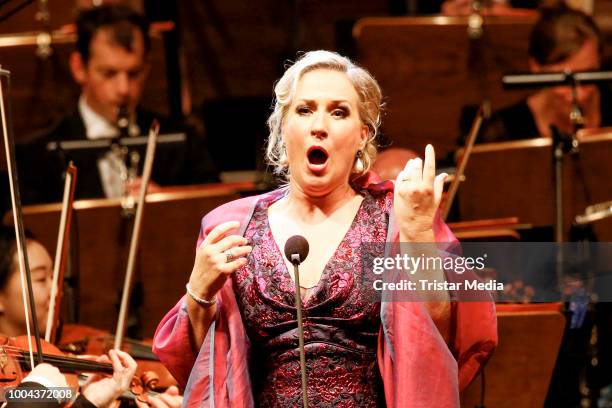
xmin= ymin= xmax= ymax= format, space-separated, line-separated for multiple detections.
xmin=290 ymin=253 xmax=309 ymax=408
xmin=551 ymin=74 xmax=584 ymax=298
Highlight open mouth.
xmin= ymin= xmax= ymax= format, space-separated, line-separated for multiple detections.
xmin=307 ymin=146 xmax=329 ymax=166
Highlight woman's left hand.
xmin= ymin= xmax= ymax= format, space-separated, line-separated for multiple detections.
xmin=393 ymin=144 xmax=447 ymax=242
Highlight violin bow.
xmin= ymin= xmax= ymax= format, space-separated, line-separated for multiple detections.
xmin=114 ymin=120 xmax=159 ymax=349
xmin=45 ymin=162 xmax=77 ymax=342
xmin=442 ymin=105 xmax=484 ymax=221
xmin=0 ymin=67 xmax=43 ymax=367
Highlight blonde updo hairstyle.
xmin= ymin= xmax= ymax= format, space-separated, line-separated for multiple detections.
xmin=266 ymin=50 xmax=382 ymax=178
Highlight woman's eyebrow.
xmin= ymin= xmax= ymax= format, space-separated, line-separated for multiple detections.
xmin=295 ymin=98 xmax=351 ymax=104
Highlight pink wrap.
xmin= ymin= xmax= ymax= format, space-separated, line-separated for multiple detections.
xmin=153 ymin=178 xmax=497 ymax=407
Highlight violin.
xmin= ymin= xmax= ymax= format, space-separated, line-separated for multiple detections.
xmin=57 ymin=323 xmax=177 ymax=391
xmin=0 ymin=334 xmax=170 ymax=403
xmin=0 ymin=335 xmax=111 ymax=390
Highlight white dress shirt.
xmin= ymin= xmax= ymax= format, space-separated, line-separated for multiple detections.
xmin=78 ymin=96 xmax=140 ymax=198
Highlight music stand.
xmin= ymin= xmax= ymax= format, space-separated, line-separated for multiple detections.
xmin=461 ymin=303 xmax=565 ymax=408
xmin=458 ymin=138 xmax=554 ymax=226
xmin=501 ymin=71 xmax=612 ymax=242
xmin=353 ymin=15 xmax=536 ymax=160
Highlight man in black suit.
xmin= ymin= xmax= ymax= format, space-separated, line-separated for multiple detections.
xmin=14 ymin=5 xmax=218 ymax=205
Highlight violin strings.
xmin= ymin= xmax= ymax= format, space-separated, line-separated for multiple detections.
xmin=4 ymin=349 xmax=114 ymax=373
xmin=2 ymin=344 xmax=111 ymax=365
xmin=14 ymin=354 xmax=112 ymax=367
xmin=14 ymin=356 xmax=113 ymax=373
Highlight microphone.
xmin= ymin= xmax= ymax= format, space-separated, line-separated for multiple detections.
xmin=284 ymin=235 xmax=309 ymax=265
xmin=283 ymin=235 xmax=310 ymax=408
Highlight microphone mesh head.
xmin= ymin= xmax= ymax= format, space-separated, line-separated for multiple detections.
xmin=284 ymin=235 xmax=309 ymax=265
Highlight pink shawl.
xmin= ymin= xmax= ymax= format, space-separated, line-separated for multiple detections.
xmin=153 ymin=177 xmax=497 ymax=407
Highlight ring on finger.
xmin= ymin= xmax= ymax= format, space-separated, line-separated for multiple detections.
xmin=225 ymin=250 xmax=235 ymax=263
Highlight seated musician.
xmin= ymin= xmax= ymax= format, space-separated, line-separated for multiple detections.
xmin=0 ymin=226 xmax=181 ymax=407
xmin=460 ymin=5 xmax=612 ymax=144
xmin=0 ymin=228 xmax=51 ymax=337
xmin=7 ymin=352 xmax=137 ymax=408
xmin=14 ymin=5 xmax=218 ymax=205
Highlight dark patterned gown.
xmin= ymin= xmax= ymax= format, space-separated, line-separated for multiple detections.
xmin=232 ymin=190 xmax=391 ymax=407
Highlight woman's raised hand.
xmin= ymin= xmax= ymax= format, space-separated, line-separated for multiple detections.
xmin=393 ymin=144 xmax=447 ymax=242
xmin=188 ymin=221 xmax=252 ymax=302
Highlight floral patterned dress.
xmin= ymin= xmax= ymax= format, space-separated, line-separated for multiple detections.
xmin=232 ymin=190 xmax=392 ymax=407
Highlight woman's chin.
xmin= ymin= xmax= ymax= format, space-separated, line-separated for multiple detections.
xmin=37 ymin=310 xmax=49 ymax=332
xmin=295 ymin=174 xmax=351 ymax=198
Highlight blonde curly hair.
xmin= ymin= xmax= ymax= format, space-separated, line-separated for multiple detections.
xmin=266 ymin=50 xmax=383 ymax=178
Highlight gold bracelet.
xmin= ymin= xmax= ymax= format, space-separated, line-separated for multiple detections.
xmin=186 ymin=283 xmax=217 ymax=306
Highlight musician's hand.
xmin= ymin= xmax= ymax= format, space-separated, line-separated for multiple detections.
xmin=81 ymin=349 xmax=137 ymax=408
xmin=23 ymin=363 xmax=68 ymax=388
xmin=135 ymin=386 xmax=182 ymax=408
xmin=188 ymin=221 xmax=252 ymax=302
xmin=394 ymin=144 xmax=447 ymax=242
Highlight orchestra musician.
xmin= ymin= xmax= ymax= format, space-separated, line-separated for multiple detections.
xmin=0 ymin=226 xmax=182 ymax=407
xmin=13 ymin=5 xmax=218 ymax=206
xmin=6 ymin=352 xmax=137 ymax=408
xmin=153 ymin=50 xmax=497 ymax=406
xmin=462 ymin=5 xmax=612 ymax=144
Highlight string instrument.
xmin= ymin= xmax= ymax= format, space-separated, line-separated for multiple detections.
xmin=0 ymin=335 xmax=166 ymax=402
xmin=58 ymin=323 xmax=177 ymax=391
xmin=0 ymin=335 xmax=111 ymax=390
